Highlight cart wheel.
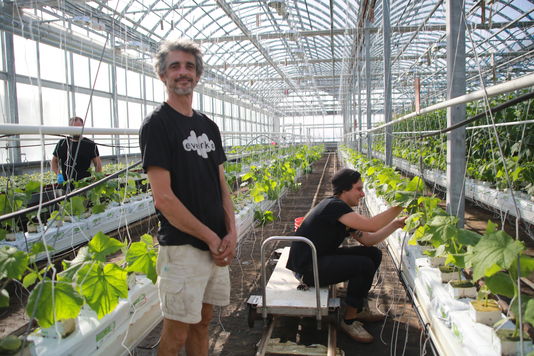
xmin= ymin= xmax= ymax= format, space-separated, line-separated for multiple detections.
xmin=248 ymin=304 xmax=257 ymax=328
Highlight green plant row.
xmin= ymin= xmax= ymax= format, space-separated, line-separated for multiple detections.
xmin=342 ymin=146 xmax=534 ymax=339
xmin=0 ymin=171 xmax=145 ymax=239
xmin=0 ymin=144 xmax=323 ymax=346
xmin=227 ymin=144 xmax=323 ymax=225
xmin=223 ymin=144 xmax=319 ymax=190
xmin=238 ymin=145 xmax=323 ymax=204
xmin=0 ymin=231 xmax=157 ymax=329
xmin=370 ymin=92 xmax=534 ymax=195
xmin=0 ymin=144 xmax=323 ymax=334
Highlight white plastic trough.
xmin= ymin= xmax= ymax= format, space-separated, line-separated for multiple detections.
xmin=339 ymin=149 xmax=534 ymax=356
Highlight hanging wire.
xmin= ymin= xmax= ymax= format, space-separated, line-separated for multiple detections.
xmin=464 ymin=7 xmax=527 ymax=353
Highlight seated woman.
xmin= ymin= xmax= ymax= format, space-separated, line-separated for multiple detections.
xmin=286 ymin=168 xmax=406 ymax=343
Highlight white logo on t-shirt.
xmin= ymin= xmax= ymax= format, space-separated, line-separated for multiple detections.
xmin=182 ymin=130 xmax=216 ymax=158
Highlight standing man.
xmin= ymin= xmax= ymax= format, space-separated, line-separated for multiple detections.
xmin=51 ymin=116 xmax=102 ymax=183
xmin=286 ymin=168 xmax=406 ymax=344
xmin=139 ymin=38 xmax=236 ymax=356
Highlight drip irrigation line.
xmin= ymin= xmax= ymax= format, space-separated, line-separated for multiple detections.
xmin=416 ymin=90 xmax=534 ymax=139
xmin=0 ymin=160 xmax=142 ymax=223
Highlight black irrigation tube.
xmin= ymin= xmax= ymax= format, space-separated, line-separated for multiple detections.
xmin=0 ymin=160 xmax=142 ymax=223
xmin=418 ymin=90 xmax=534 ymax=139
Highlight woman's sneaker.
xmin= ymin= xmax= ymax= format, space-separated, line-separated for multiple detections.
xmin=340 ymin=320 xmax=374 ymax=343
xmin=354 ymin=307 xmax=386 ymax=322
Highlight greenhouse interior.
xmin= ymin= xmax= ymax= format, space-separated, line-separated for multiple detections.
xmin=0 ymin=0 xmax=533 ymax=355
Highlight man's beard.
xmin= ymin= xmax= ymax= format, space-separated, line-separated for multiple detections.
xmin=170 ymin=77 xmax=197 ymax=96
xmin=173 ymin=86 xmax=194 ymax=95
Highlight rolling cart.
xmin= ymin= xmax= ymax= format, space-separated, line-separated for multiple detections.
xmin=247 ymin=236 xmax=343 ymax=356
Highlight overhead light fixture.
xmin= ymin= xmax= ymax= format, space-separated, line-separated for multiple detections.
xmin=72 ymin=16 xmax=106 ymax=31
xmin=267 ymin=0 xmax=287 ymax=17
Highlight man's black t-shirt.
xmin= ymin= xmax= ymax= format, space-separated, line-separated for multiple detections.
xmin=139 ymin=103 xmax=227 ymax=250
xmin=53 ymin=137 xmax=99 ymax=181
xmin=286 ymin=196 xmax=354 ymax=273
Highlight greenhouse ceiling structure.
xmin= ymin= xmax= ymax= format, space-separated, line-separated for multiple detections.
xmin=0 ymin=0 xmax=533 ymax=152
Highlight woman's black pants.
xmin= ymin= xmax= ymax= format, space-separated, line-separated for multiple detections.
xmin=302 ymin=246 xmax=382 ymax=311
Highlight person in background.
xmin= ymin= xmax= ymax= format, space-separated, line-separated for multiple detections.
xmin=51 ymin=116 xmax=102 ymax=183
xmin=139 ymin=38 xmax=236 ymax=356
xmin=286 ymin=168 xmax=406 ymax=344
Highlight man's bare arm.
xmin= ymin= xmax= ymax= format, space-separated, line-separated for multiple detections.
xmin=92 ymin=156 xmax=102 ymax=172
xmin=51 ymin=156 xmax=60 ymax=175
xmin=216 ymin=164 xmax=237 ymax=264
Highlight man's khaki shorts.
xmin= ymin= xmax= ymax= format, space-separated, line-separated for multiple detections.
xmin=156 ymin=244 xmax=230 ymax=324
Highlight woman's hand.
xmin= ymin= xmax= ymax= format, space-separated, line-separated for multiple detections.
xmin=395 ymin=216 xmax=408 ymax=229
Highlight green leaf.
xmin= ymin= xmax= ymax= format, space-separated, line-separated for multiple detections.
xmin=241 ymin=171 xmax=255 ymax=181
xmin=76 ymin=262 xmax=128 ymax=319
xmin=62 ymin=196 xmax=86 ymax=216
xmin=485 ymin=271 xmax=515 ymax=298
xmin=404 ymin=213 xmax=423 ymax=232
xmin=250 ymin=186 xmax=265 ymax=203
xmin=0 ymin=335 xmax=22 ymax=353
xmin=406 ymin=176 xmax=424 ymax=192
xmin=392 ymin=191 xmax=416 ymax=207
xmin=91 ymin=204 xmax=107 ymax=214
xmin=510 ymin=294 xmax=531 ymax=325
xmin=524 ymin=299 xmax=534 ymax=327
xmin=365 ymin=166 xmax=377 ymax=177
xmin=510 ymin=255 xmax=534 ymax=280
xmin=59 ymin=247 xmax=92 ymax=282
xmin=24 ymin=181 xmax=41 ymax=194
xmin=446 ymin=254 xmax=466 ymax=269
xmin=408 ymin=233 xmax=419 ymax=245
xmin=22 ymin=272 xmax=39 ymax=288
xmin=434 ymin=244 xmax=446 ymax=257
xmin=0 ymin=289 xmax=9 ymax=307
xmin=88 ymin=232 xmax=125 ymax=262
xmin=26 ymin=279 xmax=83 ymax=328
xmin=418 ymin=196 xmax=440 ymax=214
xmin=140 ymin=234 xmax=154 ymax=246
xmin=471 ymin=229 xmax=524 ymax=281
xmin=0 ymin=246 xmax=29 ymax=280
xmin=485 ymin=220 xmax=499 ymax=234
xmin=126 ymin=241 xmax=157 ymax=284
xmin=428 ymin=215 xmax=457 ymax=227
xmin=457 ymin=229 xmax=481 ymax=246
xmin=30 ymin=242 xmax=53 ymax=256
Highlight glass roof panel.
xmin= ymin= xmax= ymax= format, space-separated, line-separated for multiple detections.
xmin=1 ymin=0 xmax=532 ymax=116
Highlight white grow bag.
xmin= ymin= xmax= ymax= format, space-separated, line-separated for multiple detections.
xmin=27 ymin=275 xmax=161 ymax=356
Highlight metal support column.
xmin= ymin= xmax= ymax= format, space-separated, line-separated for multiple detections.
xmin=446 ymin=0 xmax=466 ymax=227
xmin=67 ymin=48 xmax=76 ymax=118
xmin=365 ymin=22 xmax=372 ymax=159
xmin=110 ymin=37 xmax=121 ymax=160
xmin=357 ymin=60 xmax=362 ymax=152
xmin=383 ymin=0 xmax=393 ymax=166
xmin=3 ymin=31 xmax=21 ymax=165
